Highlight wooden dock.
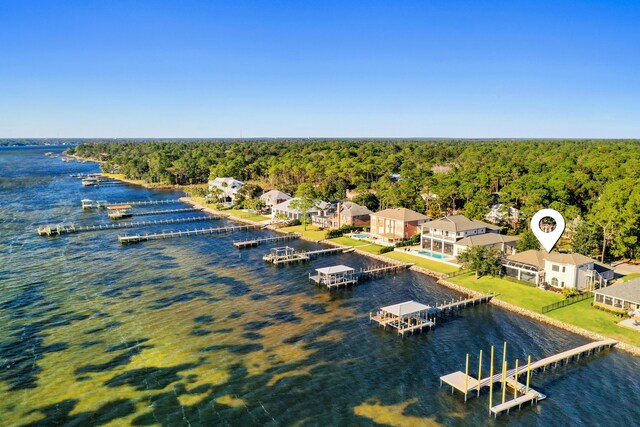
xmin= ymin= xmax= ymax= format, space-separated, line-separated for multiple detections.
xmin=263 ymin=246 xmax=354 ymax=265
xmin=370 ymin=301 xmax=436 ymax=337
xmin=37 ymin=215 xmax=221 ymax=236
xmin=123 ymin=207 xmax=202 ymax=218
xmin=370 ymin=295 xmax=492 ymax=337
xmin=430 ymin=295 xmax=493 ymax=319
xmin=309 ymin=263 xmax=413 ymax=290
xmin=233 ymin=234 xmax=300 ymax=249
xmin=80 ymin=199 xmax=183 ymax=209
xmin=118 ymin=224 xmax=262 ymax=244
xmin=354 ymin=263 xmax=413 ymax=281
xmin=439 ymin=339 xmax=618 ymax=416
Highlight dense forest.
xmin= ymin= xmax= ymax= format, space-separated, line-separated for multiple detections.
xmin=70 ymin=139 xmax=640 ymax=259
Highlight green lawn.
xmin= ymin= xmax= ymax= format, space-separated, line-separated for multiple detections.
xmin=223 ymin=209 xmax=270 ymax=223
xmin=547 ymin=300 xmax=640 ymax=347
xmin=384 ymin=251 xmax=460 ymax=274
xmin=622 ymin=273 xmax=640 ymax=282
xmin=450 ymin=273 xmax=640 ymax=348
xmin=329 ymin=236 xmax=387 ymax=254
xmin=449 ymin=273 xmax=563 ymax=312
xmin=279 ymin=225 xmax=327 ymax=241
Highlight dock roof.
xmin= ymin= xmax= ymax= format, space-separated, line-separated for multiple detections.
xmin=107 ymin=204 xmax=132 ymax=210
xmin=380 ymin=300 xmax=431 ymax=316
xmin=315 ymin=265 xmax=354 ymax=275
xmin=424 ymin=214 xmax=501 ymax=233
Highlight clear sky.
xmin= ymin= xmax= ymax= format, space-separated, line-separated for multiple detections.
xmin=1 ymin=0 xmax=639 ymax=138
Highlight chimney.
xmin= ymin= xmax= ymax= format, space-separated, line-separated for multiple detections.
xmin=337 ymin=202 xmax=342 ymax=229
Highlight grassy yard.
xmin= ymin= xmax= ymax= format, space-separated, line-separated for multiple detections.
xmin=547 ymin=300 xmax=640 ymax=347
xmin=329 ymin=236 xmax=388 ymax=254
xmin=223 ymin=209 xmax=270 ymax=223
xmin=384 ymin=251 xmax=460 ymax=274
xmin=622 ymin=273 xmax=640 ymax=282
xmin=278 ymin=225 xmax=327 ymax=241
xmin=450 ymin=273 xmax=640 ymax=348
xmin=449 ymin=273 xmax=563 ymax=312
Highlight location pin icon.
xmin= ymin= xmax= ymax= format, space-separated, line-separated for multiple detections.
xmin=530 ymin=209 xmax=565 ymax=253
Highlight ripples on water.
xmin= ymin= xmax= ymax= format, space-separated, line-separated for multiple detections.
xmin=1 ymin=147 xmax=639 ymax=426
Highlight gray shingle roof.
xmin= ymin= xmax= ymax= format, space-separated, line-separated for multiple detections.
xmin=425 ymin=215 xmax=500 ymax=233
xmin=594 ymin=279 xmax=640 ymax=304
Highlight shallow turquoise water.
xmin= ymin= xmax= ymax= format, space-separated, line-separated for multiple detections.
xmin=1 ymin=146 xmax=639 ymax=426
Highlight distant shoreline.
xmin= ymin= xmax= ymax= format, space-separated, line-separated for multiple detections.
xmin=78 ymin=164 xmax=640 ymax=357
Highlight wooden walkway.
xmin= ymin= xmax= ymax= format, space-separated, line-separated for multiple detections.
xmin=354 ymin=263 xmax=413 ymax=281
xmin=311 ymin=263 xmax=413 ymax=290
xmin=263 ymin=247 xmax=353 ymax=265
xmin=124 ymin=207 xmax=202 ymax=217
xmin=430 ymin=295 xmax=493 ymax=319
xmin=233 ymin=234 xmax=300 ymax=249
xmin=106 ymin=199 xmax=183 ymax=207
xmin=37 ymin=215 xmax=220 ymax=236
xmin=439 ymin=339 xmax=618 ymax=416
xmin=118 ymin=224 xmax=262 ymax=244
xmin=371 ymin=295 xmax=492 ymax=337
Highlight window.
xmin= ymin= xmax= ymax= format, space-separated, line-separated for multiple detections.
xmin=561 ymin=281 xmax=565 ymax=287
xmin=562 ymin=266 xmax=566 ymax=273
xmin=551 ymin=278 xmax=558 ymax=287
xmin=551 ymin=265 xmax=560 ymax=272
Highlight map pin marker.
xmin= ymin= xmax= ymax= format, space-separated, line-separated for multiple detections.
xmin=530 ymin=209 xmax=565 ymax=253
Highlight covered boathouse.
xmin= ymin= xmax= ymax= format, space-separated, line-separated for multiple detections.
xmin=309 ymin=265 xmax=357 ymax=289
xmin=370 ymin=300 xmax=435 ymax=336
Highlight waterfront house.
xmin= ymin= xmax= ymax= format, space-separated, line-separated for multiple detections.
xmin=312 ymin=201 xmax=372 ymax=229
xmin=271 ymin=198 xmax=327 ymax=221
xmin=369 ymin=208 xmax=429 ymax=243
xmin=420 ymin=215 xmax=512 ymax=256
xmin=593 ymin=279 xmax=640 ymax=314
xmin=260 ymin=190 xmax=292 ymax=209
xmin=502 ymin=250 xmax=614 ymax=290
xmin=208 ymin=177 xmax=244 ymax=203
xmin=485 ymin=204 xmax=520 ymax=225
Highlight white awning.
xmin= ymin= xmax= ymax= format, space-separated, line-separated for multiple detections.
xmin=315 ymin=265 xmax=354 ymax=275
xmin=380 ymin=300 xmax=431 ymax=316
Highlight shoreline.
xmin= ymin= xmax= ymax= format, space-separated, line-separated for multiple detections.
xmin=93 ymin=173 xmax=640 ymax=357
xmin=182 ymin=196 xmax=640 ymax=356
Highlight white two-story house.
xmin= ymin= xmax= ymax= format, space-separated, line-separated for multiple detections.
xmin=420 ymin=215 xmax=517 ymax=256
xmin=502 ymin=250 xmax=614 ymax=290
xmin=208 ymin=177 xmax=244 ymax=203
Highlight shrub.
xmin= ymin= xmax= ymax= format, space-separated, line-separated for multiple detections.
xmin=562 ymin=288 xmax=582 ymax=299
xmin=379 ymin=246 xmax=395 ymax=254
xmin=288 ymin=219 xmax=302 ymax=226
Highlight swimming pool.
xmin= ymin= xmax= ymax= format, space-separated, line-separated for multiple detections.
xmin=414 ymin=249 xmax=449 ymax=260
xmin=351 ymin=233 xmax=371 ymax=239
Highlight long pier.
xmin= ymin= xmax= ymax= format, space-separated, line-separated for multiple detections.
xmin=370 ymin=295 xmax=493 ymax=337
xmin=80 ymin=199 xmax=183 ymax=209
xmin=118 ymin=224 xmax=262 ymax=244
xmin=439 ymin=339 xmax=618 ymax=416
xmin=124 ymin=207 xmax=202 ymax=217
xmin=263 ymin=246 xmax=354 ymax=265
xmin=354 ymin=263 xmax=413 ymax=281
xmin=37 ymin=215 xmax=220 ymax=236
xmin=233 ymin=234 xmax=300 ymax=249
xmin=431 ymin=294 xmax=493 ymax=319
xmin=309 ymin=263 xmax=413 ymax=290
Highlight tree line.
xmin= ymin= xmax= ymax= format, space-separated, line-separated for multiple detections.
xmin=69 ymin=139 xmax=640 ymax=260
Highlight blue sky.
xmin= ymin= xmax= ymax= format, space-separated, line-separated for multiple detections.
xmin=1 ymin=1 xmax=639 ymax=138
